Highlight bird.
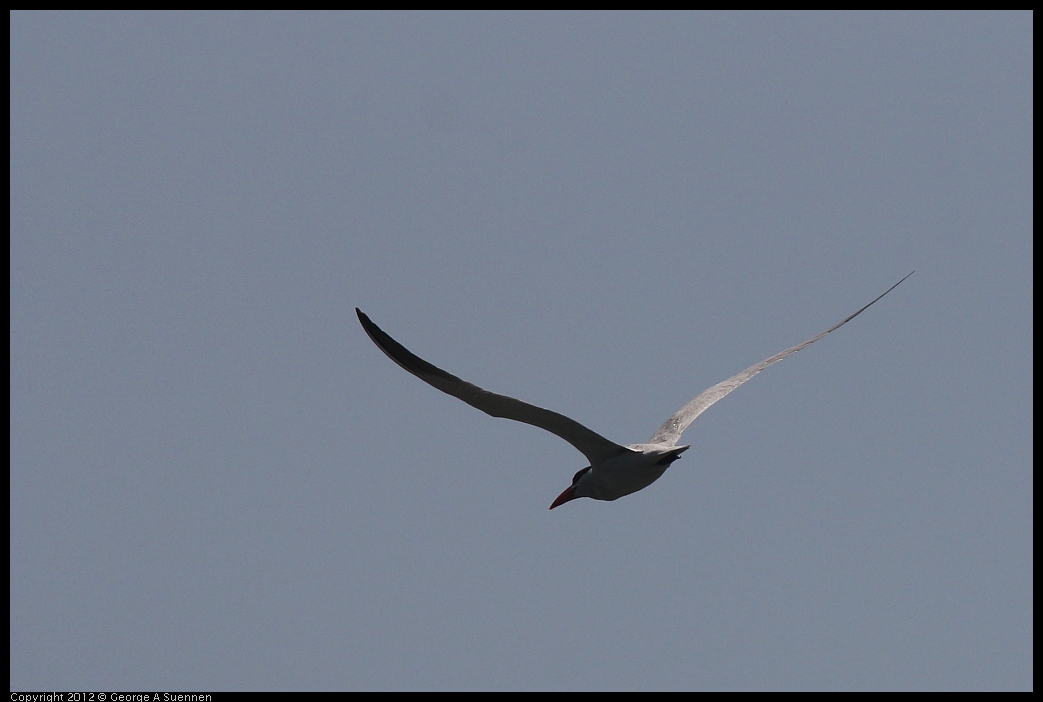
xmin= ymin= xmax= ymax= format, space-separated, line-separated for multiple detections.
xmin=356 ymin=273 xmax=912 ymax=510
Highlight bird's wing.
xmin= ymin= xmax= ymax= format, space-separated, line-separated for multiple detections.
xmin=648 ymin=273 xmax=913 ymax=446
xmin=357 ymin=309 xmax=627 ymax=465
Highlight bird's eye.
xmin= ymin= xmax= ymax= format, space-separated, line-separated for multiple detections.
xmin=572 ymin=466 xmax=592 ymax=485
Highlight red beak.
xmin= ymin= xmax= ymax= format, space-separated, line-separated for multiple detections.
xmin=549 ymin=485 xmax=578 ymax=510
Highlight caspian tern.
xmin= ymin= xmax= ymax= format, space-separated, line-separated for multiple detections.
xmin=357 ymin=273 xmax=911 ymax=509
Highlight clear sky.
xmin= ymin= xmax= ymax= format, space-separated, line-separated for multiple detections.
xmin=10 ymin=11 xmax=1031 ymax=691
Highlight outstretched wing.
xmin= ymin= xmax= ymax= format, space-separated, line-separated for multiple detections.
xmin=357 ymin=309 xmax=627 ymax=465
xmin=649 ymin=273 xmax=913 ymax=446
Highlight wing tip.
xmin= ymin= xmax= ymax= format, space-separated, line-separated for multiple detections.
xmin=356 ymin=308 xmax=384 ymax=344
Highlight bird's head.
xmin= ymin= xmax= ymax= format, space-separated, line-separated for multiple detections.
xmin=549 ymin=465 xmax=594 ymax=509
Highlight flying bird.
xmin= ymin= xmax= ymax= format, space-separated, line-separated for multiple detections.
xmin=356 ymin=273 xmax=912 ymax=510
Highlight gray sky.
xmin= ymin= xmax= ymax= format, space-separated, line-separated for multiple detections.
xmin=10 ymin=11 xmax=1031 ymax=691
